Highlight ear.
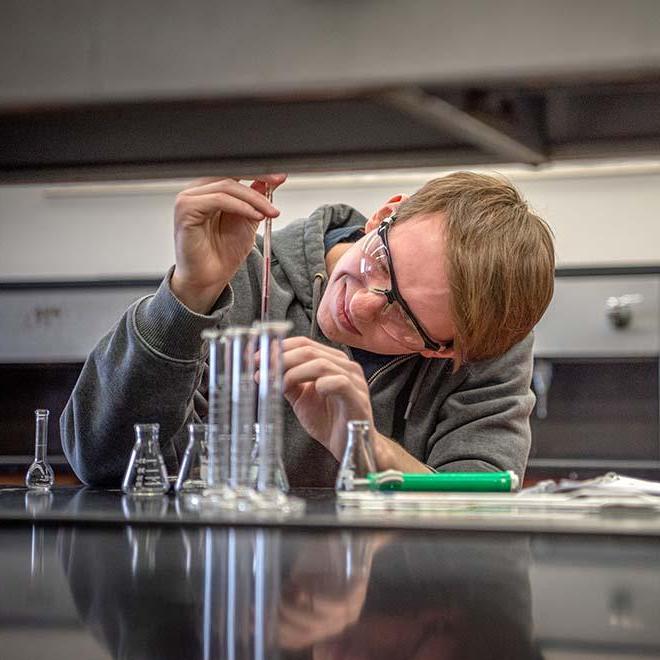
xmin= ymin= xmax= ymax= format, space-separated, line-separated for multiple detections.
xmin=365 ymin=193 xmax=410 ymax=232
xmin=420 ymin=346 xmax=454 ymax=360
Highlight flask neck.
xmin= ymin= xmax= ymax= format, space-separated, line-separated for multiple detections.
xmin=134 ymin=423 xmax=160 ymax=450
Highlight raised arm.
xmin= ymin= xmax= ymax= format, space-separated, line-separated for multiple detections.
xmin=60 ymin=175 xmax=285 ymax=486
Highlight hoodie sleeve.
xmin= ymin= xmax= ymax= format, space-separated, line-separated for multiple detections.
xmin=59 ymin=269 xmax=234 ymax=486
xmin=424 ymin=335 xmax=535 ymax=479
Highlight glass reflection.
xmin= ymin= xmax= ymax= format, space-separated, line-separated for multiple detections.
xmin=1 ymin=489 xmax=658 ymax=659
xmin=24 ymin=490 xmax=53 ymax=580
xmin=53 ymin=525 xmax=536 ymax=660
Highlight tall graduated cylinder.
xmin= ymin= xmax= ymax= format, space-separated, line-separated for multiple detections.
xmin=225 ymin=327 xmax=260 ymax=506
xmin=255 ymin=321 xmax=293 ymax=505
xmin=201 ymin=329 xmax=234 ymax=502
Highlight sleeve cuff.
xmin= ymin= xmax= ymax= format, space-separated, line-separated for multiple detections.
xmin=134 ymin=267 xmax=234 ymax=361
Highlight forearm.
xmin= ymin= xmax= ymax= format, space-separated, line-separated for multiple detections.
xmin=373 ymin=432 xmax=433 ymax=473
xmin=61 ymin=339 xmax=199 ymax=487
xmin=170 ymin=269 xmax=229 ymax=314
xmin=61 ymin=275 xmax=221 ymax=486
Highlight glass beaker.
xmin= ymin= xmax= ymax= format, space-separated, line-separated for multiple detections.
xmin=225 ymin=327 xmax=260 ymax=510
xmin=122 ymin=423 xmax=170 ymax=496
xmin=254 ymin=321 xmax=293 ymax=509
xmin=26 ymin=409 xmax=55 ymax=490
xmin=335 ymin=420 xmax=377 ymax=492
xmin=202 ymin=328 xmax=235 ymax=506
xmin=175 ymin=423 xmax=209 ymax=493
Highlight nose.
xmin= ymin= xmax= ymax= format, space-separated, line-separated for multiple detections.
xmin=350 ymin=288 xmax=386 ymax=323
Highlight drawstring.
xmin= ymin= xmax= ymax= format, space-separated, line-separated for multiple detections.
xmin=310 ymin=272 xmax=326 ymax=340
xmin=404 ymin=357 xmax=431 ymax=421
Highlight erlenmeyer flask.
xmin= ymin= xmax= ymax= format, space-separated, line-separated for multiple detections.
xmin=26 ymin=409 xmax=55 ymax=490
xmin=122 ymin=423 xmax=170 ymax=496
xmin=336 ymin=420 xmax=377 ymax=492
xmin=175 ymin=423 xmax=209 ymax=493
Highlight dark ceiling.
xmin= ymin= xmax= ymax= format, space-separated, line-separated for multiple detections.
xmin=2 ymin=78 xmax=660 ymax=182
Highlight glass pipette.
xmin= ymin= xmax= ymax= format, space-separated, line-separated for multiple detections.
xmin=260 ymin=184 xmax=273 ymax=322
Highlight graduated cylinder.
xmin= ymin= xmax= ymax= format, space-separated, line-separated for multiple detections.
xmin=255 ymin=321 xmax=293 ymax=502
xmin=202 ymin=328 xmax=233 ymax=502
xmin=225 ymin=327 xmax=260 ymax=504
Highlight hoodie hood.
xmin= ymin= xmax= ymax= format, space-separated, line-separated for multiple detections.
xmin=269 ymin=204 xmax=368 ymax=318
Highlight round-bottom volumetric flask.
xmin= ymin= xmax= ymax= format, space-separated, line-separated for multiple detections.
xmin=175 ymin=424 xmax=209 ymax=493
xmin=122 ymin=423 xmax=170 ymax=496
xmin=26 ymin=409 xmax=55 ymax=491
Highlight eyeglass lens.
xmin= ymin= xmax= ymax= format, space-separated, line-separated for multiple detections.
xmin=359 ymin=231 xmax=426 ymax=350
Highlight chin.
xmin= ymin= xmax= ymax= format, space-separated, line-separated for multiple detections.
xmin=316 ymin=306 xmax=339 ymax=342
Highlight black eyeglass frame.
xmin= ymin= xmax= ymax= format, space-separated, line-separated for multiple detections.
xmin=375 ymin=215 xmax=450 ymax=353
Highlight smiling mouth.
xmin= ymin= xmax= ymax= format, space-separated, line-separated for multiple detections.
xmin=338 ymin=278 xmax=362 ymax=336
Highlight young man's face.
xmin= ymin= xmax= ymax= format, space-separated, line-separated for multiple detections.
xmin=316 ymin=208 xmax=455 ymax=358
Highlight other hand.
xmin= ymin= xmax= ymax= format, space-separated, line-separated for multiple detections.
xmin=279 ymin=337 xmax=374 ymax=462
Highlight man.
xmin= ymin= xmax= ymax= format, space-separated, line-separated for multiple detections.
xmin=60 ymin=172 xmax=554 ymax=487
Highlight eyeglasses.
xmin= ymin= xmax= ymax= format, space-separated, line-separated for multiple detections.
xmin=359 ymin=215 xmax=450 ymax=352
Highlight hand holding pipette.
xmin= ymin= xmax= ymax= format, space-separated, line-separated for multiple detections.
xmin=170 ymin=174 xmax=286 ymax=314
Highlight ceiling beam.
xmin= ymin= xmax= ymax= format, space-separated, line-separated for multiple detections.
xmin=381 ymin=87 xmax=548 ymax=166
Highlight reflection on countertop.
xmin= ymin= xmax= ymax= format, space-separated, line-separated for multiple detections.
xmin=6 ymin=523 xmax=537 ymax=659
xmin=1 ymin=488 xmax=660 ymax=659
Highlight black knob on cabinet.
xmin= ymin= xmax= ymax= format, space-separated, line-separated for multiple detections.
xmin=606 ymin=294 xmax=643 ymax=329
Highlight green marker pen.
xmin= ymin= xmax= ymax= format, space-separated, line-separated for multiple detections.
xmin=359 ymin=469 xmax=519 ymax=492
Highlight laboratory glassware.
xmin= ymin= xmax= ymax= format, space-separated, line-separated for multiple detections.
xmin=254 ymin=320 xmax=297 ymax=510
xmin=335 ymin=420 xmax=377 ymax=493
xmin=175 ymin=423 xmax=209 ymax=493
xmin=249 ymin=422 xmax=260 ymax=486
xmin=201 ymin=328 xmax=235 ymax=506
xmin=249 ymin=422 xmax=288 ymax=492
xmin=122 ymin=423 xmax=170 ymax=496
xmin=225 ymin=326 xmax=260 ymax=510
xmin=260 ymin=184 xmax=273 ymax=322
xmin=26 ymin=409 xmax=55 ymax=490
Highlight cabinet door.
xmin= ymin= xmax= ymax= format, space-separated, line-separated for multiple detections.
xmin=0 ymin=286 xmax=156 ymax=362
xmin=534 ymin=276 xmax=660 ymax=357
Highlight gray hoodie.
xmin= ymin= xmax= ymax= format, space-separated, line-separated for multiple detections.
xmin=60 ymin=204 xmax=535 ymax=487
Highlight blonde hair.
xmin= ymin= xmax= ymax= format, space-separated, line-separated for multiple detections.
xmin=396 ymin=172 xmax=555 ymax=369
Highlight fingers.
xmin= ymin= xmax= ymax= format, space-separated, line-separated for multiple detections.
xmin=282 ymin=336 xmax=351 ymax=363
xmin=314 ymin=374 xmax=371 ymax=404
xmin=176 ymin=191 xmax=266 ymax=222
xmin=282 ymin=358 xmax=355 ymax=393
xmin=258 ymin=336 xmax=368 ymax=407
xmin=250 ymin=173 xmax=288 ymax=196
xmin=257 ymin=337 xmax=356 ymax=372
xmin=279 ymin=337 xmax=364 ymax=385
xmin=283 ymin=363 xmax=370 ymax=416
xmin=281 ymin=350 xmax=363 ymax=387
xmin=178 ymin=178 xmax=280 ymax=218
xmin=183 ymin=174 xmax=286 ymax=197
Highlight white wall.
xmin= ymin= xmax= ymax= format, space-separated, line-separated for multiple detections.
xmin=1 ymin=160 xmax=660 ymax=280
